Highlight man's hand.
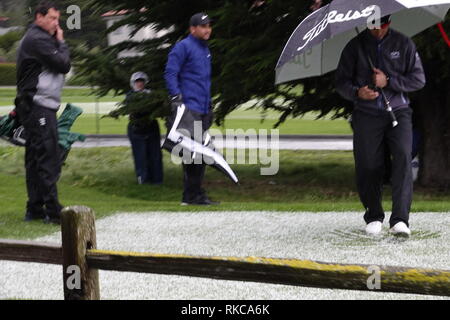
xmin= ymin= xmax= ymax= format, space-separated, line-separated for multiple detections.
xmin=372 ymin=68 xmax=388 ymax=88
xmin=170 ymin=94 xmax=183 ymax=109
xmin=55 ymin=25 xmax=64 ymax=42
xmin=358 ymin=86 xmax=379 ymax=100
xmin=166 ymin=94 xmax=183 ymax=129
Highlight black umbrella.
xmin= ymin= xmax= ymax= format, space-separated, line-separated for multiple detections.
xmin=276 ymin=0 xmax=450 ymax=127
xmin=276 ymin=0 xmax=450 ymax=75
xmin=162 ymin=104 xmax=239 ymax=184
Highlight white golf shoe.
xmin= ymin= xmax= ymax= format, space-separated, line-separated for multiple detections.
xmin=390 ymin=222 xmax=411 ymax=237
xmin=365 ymin=221 xmax=383 ymax=236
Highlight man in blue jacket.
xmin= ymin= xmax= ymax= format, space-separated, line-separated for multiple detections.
xmin=164 ymin=12 xmax=217 ymax=205
xmin=16 ymin=1 xmax=71 ymax=224
xmin=335 ymin=15 xmax=426 ymax=237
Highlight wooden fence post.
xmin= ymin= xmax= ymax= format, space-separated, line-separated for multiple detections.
xmin=61 ymin=206 xmax=100 ymax=300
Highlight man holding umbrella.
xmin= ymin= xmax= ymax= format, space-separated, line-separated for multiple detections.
xmin=335 ymin=15 xmax=426 ymax=236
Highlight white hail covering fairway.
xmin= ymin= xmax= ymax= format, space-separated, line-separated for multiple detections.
xmin=1 ymin=211 xmax=449 ymax=300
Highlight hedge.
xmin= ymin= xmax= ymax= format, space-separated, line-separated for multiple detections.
xmin=0 ymin=63 xmax=16 ymax=85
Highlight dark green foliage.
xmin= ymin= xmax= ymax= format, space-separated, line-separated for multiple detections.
xmin=74 ymin=0 xmax=449 ymax=187
xmin=108 ymin=90 xmax=170 ymax=125
xmin=0 ymin=63 xmax=16 ymax=85
xmin=0 ymin=31 xmax=23 ymax=53
xmin=25 ymin=0 xmax=108 ymax=49
xmin=0 ymin=31 xmax=23 ymax=63
xmin=35 ymin=1 xmax=450 ymax=125
xmin=412 ymin=18 xmax=450 ymax=188
xmin=414 ymin=19 xmax=450 ymax=94
xmin=74 ymin=0 xmax=348 ymax=123
xmin=0 ymin=0 xmax=26 ymax=12
xmin=0 ymin=0 xmax=27 ymax=26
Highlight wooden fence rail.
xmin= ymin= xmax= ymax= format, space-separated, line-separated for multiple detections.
xmin=0 ymin=206 xmax=449 ymax=299
xmin=0 ymin=239 xmax=61 ymax=265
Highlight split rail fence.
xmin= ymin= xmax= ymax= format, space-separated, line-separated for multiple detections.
xmin=0 ymin=206 xmax=449 ymax=300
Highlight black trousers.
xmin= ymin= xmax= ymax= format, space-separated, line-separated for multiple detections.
xmin=181 ymin=109 xmax=213 ymax=202
xmin=128 ymin=121 xmax=163 ymax=184
xmin=352 ymin=108 xmax=413 ymax=227
xmin=182 ymin=162 xmax=206 ymax=201
xmin=22 ymin=105 xmax=62 ymax=217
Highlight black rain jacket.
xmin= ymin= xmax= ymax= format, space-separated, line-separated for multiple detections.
xmin=16 ymin=24 xmax=71 ymax=112
xmin=335 ymin=28 xmax=425 ymax=115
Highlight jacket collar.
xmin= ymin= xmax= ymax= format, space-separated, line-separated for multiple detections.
xmin=188 ymin=34 xmax=208 ymax=47
xmin=364 ymin=28 xmax=393 ymax=45
xmin=30 ymin=23 xmax=52 ymax=36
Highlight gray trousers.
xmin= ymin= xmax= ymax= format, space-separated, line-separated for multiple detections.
xmin=352 ymin=108 xmax=413 ymax=227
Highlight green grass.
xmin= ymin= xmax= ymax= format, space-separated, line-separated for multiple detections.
xmin=0 ymin=88 xmax=123 ymax=107
xmin=0 ymin=88 xmax=16 ymax=106
xmin=71 ymin=114 xmax=130 ymax=135
xmin=59 ymin=88 xmax=123 ymax=103
xmin=0 ymin=147 xmax=448 ymax=240
xmin=218 ymin=118 xmax=351 ymax=135
xmin=0 ymin=88 xmax=352 ymax=135
xmin=70 ymin=114 xmax=352 ymax=135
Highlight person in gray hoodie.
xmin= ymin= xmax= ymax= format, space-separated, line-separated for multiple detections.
xmin=335 ymin=15 xmax=426 ymax=237
xmin=15 ymin=1 xmax=71 ymax=224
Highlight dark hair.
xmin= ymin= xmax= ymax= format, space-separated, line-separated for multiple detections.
xmin=34 ymin=1 xmax=59 ymax=19
xmin=380 ymin=15 xmax=391 ymax=25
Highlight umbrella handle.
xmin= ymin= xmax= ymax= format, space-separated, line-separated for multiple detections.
xmin=366 ymin=55 xmax=398 ymax=127
xmin=357 ymin=33 xmax=398 ymax=128
xmin=381 ymin=93 xmax=398 ymax=128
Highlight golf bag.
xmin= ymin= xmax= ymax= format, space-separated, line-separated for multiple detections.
xmin=0 ymin=103 xmax=86 ymax=164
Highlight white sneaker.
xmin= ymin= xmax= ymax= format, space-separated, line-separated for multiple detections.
xmin=365 ymin=221 xmax=383 ymax=236
xmin=390 ymin=222 xmax=411 ymax=237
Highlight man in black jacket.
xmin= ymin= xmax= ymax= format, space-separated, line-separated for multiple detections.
xmin=16 ymin=1 xmax=71 ymax=224
xmin=335 ymin=15 xmax=426 ymax=237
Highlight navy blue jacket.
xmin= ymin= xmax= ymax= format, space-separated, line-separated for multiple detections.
xmin=336 ymin=29 xmax=425 ymax=115
xmin=164 ymin=34 xmax=211 ymax=114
